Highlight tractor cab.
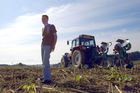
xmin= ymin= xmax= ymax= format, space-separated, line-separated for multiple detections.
xmin=70 ymin=35 xmax=96 ymax=52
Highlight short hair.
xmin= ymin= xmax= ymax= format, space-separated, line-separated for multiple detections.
xmin=42 ymin=15 xmax=49 ymax=20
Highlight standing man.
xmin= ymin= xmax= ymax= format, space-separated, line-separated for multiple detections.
xmin=100 ymin=42 xmax=109 ymax=68
xmin=41 ymin=15 xmax=57 ymax=84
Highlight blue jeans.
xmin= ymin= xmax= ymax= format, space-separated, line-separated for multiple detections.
xmin=41 ymin=45 xmax=51 ymax=80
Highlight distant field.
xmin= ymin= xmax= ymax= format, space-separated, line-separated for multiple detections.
xmin=0 ymin=64 xmax=140 ymax=93
xmin=134 ymin=60 xmax=140 ymax=65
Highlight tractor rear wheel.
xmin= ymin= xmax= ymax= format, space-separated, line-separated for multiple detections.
xmin=61 ymin=56 xmax=69 ymax=67
xmin=72 ymin=50 xmax=85 ymax=68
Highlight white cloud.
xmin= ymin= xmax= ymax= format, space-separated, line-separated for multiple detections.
xmin=0 ymin=13 xmax=43 ymax=64
xmin=0 ymin=14 xmax=42 ymax=46
xmin=0 ymin=12 xmax=71 ymax=65
xmin=0 ymin=0 xmax=140 ymax=65
xmin=44 ymin=0 xmax=140 ymax=34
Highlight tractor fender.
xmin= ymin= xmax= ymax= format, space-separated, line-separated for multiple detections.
xmin=72 ymin=46 xmax=86 ymax=54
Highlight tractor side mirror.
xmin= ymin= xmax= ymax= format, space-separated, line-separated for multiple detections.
xmin=67 ymin=41 xmax=69 ymax=45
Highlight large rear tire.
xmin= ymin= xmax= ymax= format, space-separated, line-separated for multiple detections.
xmin=61 ymin=56 xmax=69 ymax=67
xmin=72 ymin=50 xmax=85 ymax=68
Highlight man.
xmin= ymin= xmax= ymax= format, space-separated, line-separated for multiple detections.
xmin=114 ymin=39 xmax=128 ymax=67
xmin=100 ymin=42 xmax=109 ymax=68
xmin=41 ymin=15 xmax=57 ymax=84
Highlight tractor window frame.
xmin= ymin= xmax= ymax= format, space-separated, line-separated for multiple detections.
xmin=71 ymin=40 xmax=76 ymax=48
xmin=75 ymin=39 xmax=79 ymax=47
xmin=71 ymin=39 xmax=79 ymax=48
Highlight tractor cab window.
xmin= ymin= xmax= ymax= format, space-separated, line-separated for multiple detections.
xmin=72 ymin=40 xmax=76 ymax=48
xmin=72 ymin=39 xmax=79 ymax=48
xmin=90 ymin=40 xmax=94 ymax=46
xmin=76 ymin=39 xmax=79 ymax=47
xmin=80 ymin=38 xmax=95 ymax=47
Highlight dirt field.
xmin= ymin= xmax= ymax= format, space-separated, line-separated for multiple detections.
xmin=0 ymin=62 xmax=140 ymax=93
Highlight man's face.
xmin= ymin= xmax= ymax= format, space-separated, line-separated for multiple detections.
xmin=42 ymin=16 xmax=48 ymax=25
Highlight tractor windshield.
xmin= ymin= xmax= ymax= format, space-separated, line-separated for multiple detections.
xmin=71 ymin=38 xmax=96 ymax=48
xmin=80 ymin=38 xmax=95 ymax=47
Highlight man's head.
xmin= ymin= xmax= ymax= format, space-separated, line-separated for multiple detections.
xmin=42 ymin=15 xmax=49 ymax=25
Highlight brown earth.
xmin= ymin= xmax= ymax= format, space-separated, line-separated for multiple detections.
xmin=0 ymin=64 xmax=140 ymax=93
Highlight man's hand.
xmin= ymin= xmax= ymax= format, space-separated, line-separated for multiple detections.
xmin=51 ymin=46 xmax=55 ymax=52
xmin=51 ymin=32 xmax=57 ymax=53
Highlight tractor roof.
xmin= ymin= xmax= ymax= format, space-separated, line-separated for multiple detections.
xmin=79 ymin=34 xmax=94 ymax=38
xmin=73 ymin=34 xmax=94 ymax=40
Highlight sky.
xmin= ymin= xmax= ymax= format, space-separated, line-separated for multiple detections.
xmin=0 ymin=0 xmax=140 ymax=65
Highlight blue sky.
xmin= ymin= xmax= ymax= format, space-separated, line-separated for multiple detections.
xmin=0 ymin=0 xmax=140 ymax=65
